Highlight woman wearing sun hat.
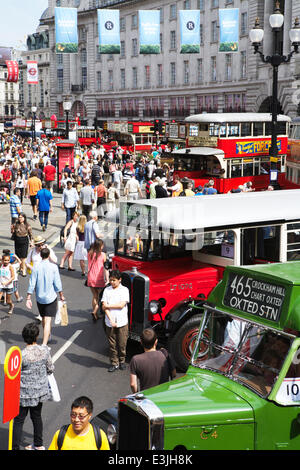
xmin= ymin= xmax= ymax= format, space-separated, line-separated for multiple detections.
xmin=26 ymin=235 xmax=58 ymax=272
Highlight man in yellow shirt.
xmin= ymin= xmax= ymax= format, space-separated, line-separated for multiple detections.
xmin=27 ymin=170 xmax=42 ymax=220
xmin=48 ymin=396 xmax=110 ymax=450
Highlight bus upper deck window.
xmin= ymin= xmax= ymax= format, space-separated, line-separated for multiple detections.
xmin=241 ymin=122 xmax=251 ymax=137
xmin=277 ymin=121 xmax=287 ymax=135
xmin=220 ymin=125 xmax=226 ymax=136
xmin=253 ymin=122 xmax=263 ymax=136
xmin=228 ymin=124 xmax=239 ymax=137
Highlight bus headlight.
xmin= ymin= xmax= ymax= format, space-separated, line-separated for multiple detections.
xmin=107 ymin=424 xmax=117 ymax=445
xmin=149 ymin=300 xmax=160 ymax=314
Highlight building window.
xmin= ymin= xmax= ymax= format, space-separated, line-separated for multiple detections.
xmin=200 ymin=24 xmax=203 ymax=44
xmin=241 ymin=12 xmax=248 ymax=35
xmin=197 ymin=58 xmax=203 ymax=83
xmin=159 ymin=7 xmax=164 ymax=22
xmin=132 ymin=67 xmax=138 ymax=89
xmin=240 ymin=51 xmax=247 ymax=78
xmin=120 ymin=69 xmax=125 ymax=89
xmin=97 ymin=71 xmax=101 ymax=91
xmin=131 ymin=14 xmax=137 ymax=29
xmin=82 ymin=67 xmax=87 ymax=89
xmin=57 ymin=54 xmax=63 ymax=65
xmin=170 ymin=30 xmax=176 ymax=49
xmin=183 ymin=60 xmax=189 ymax=84
xmin=160 ymin=33 xmax=163 ymax=52
xmin=170 ymin=62 xmax=176 ymax=85
xmin=198 ymin=0 xmax=204 ymax=10
xmin=120 ymin=41 xmax=125 ymax=57
xmin=57 ymin=69 xmax=63 ymax=93
xmin=158 ymin=64 xmax=163 ymax=87
xmin=225 ymin=54 xmax=232 ymax=80
xmin=170 ymin=4 xmax=176 ymax=20
xmin=211 ymin=56 xmax=217 ymax=81
xmin=144 ymin=65 xmax=150 ymax=88
xmin=211 ymin=0 xmax=218 ymax=8
xmin=81 ymin=48 xmax=87 ymax=64
xmin=132 ymin=38 xmax=138 ymax=56
xmin=120 ymin=17 xmax=126 ymax=31
xmin=211 ymin=21 xmax=218 ymax=42
xmin=183 ymin=0 xmax=191 ymax=9
xmin=108 ymin=70 xmax=113 ymax=90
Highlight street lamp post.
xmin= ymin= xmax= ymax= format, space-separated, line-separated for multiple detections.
xmin=249 ymin=2 xmax=300 ymax=183
xmin=31 ymin=105 xmax=37 ymax=142
xmin=63 ymin=100 xmax=72 ymax=140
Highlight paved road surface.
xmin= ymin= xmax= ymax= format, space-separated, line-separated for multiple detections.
xmin=0 ymin=194 xmax=139 ymax=450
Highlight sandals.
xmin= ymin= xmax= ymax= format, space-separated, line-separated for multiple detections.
xmin=7 ymin=308 xmax=14 ymax=315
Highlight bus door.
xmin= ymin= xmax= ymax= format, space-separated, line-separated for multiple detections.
xmin=241 ymin=225 xmax=281 ymax=265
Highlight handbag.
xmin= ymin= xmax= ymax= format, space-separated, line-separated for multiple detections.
xmin=48 ymin=373 xmax=61 ymax=402
xmin=55 ymin=300 xmax=68 ymax=326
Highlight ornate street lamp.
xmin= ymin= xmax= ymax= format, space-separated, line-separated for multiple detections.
xmin=250 ymin=2 xmax=300 ymax=182
xmin=31 ymin=105 xmax=37 ymax=141
xmin=63 ymin=100 xmax=72 ymax=139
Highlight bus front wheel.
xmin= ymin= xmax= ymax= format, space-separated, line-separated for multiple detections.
xmin=169 ymin=314 xmax=203 ymax=372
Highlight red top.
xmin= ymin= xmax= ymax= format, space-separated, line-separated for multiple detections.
xmin=44 ymin=165 xmax=56 ymax=181
xmin=1 ymin=169 xmax=12 ymax=182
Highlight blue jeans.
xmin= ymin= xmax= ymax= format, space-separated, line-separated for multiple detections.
xmin=65 ymin=206 xmax=76 ymax=224
xmin=39 ymin=211 xmax=49 ymax=228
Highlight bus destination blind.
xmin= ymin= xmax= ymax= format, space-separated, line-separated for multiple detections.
xmin=223 ymin=273 xmax=286 ymax=322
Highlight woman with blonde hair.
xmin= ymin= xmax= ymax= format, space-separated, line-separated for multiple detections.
xmin=73 ymin=214 xmax=88 ymax=276
xmin=59 ymin=211 xmax=79 ymax=271
xmin=87 ymin=239 xmax=109 ymax=322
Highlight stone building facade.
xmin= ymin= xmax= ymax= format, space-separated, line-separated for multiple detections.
xmin=37 ymin=0 xmax=300 ymax=125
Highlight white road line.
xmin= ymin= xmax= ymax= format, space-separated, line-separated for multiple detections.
xmin=49 ymin=236 xmax=60 ymax=249
xmin=52 ymin=330 xmax=83 ymax=364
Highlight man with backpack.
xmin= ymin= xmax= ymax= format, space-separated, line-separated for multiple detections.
xmin=48 ymin=396 xmax=110 ymax=450
xmin=91 ymin=160 xmax=102 ymax=186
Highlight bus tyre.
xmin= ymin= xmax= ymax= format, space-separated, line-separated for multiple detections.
xmin=169 ymin=314 xmax=203 ymax=372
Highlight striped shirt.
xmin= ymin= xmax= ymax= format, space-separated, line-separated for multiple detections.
xmin=9 ymin=194 xmax=22 ymax=219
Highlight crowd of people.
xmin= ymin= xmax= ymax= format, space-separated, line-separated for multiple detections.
xmin=0 ymin=130 xmax=277 ymax=450
xmin=0 ymin=132 xmax=180 ymax=450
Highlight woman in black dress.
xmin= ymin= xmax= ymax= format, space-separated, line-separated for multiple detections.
xmin=11 ymin=213 xmax=33 ymax=276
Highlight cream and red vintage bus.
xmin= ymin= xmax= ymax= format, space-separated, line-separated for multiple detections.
xmin=172 ymin=113 xmax=291 ymax=193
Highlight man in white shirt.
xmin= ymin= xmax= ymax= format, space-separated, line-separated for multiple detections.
xmin=101 ymin=270 xmax=130 ymax=372
xmin=124 ymin=175 xmax=143 ymax=201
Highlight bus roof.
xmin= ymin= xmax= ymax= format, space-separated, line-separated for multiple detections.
xmin=116 ymin=189 xmax=300 ymax=233
xmin=206 ymin=261 xmax=300 ymax=331
xmin=185 ymin=113 xmax=291 ymax=124
xmin=171 ymin=147 xmax=225 ymax=156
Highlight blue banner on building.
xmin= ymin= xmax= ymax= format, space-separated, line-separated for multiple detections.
xmin=179 ymin=10 xmax=200 ymax=53
xmin=219 ymin=8 xmax=239 ymax=52
xmin=97 ymin=9 xmax=120 ymax=54
xmin=55 ymin=7 xmax=78 ymax=53
xmin=139 ymin=10 xmax=160 ymax=54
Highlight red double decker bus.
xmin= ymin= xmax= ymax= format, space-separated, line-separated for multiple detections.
xmin=172 ymin=113 xmax=291 ymax=192
xmin=103 ymin=121 xmax=160 ymax=154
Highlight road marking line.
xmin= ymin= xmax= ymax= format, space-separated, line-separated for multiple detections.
xmin=49 ymin=236 xmax=60 ymax=249
xmin=52 ymin=330 xmax=83 ymax=364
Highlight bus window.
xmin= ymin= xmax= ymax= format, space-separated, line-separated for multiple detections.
xmin=189 ymin=125 xmax=199 ymax=136
xmin=242 ymin=225 xmax=280 ymax=264
xmin=253 ymin=122 xmax=264 ymax=136
xmin=241 ymin=122 xmax=251 ymax=137
xmin=287 ymin=223 xmax=300 ymax=261
xmin=209 ymin=124 xmax=220 ymax=137
xmin=228 ymin=124 xmax=239 ymax=137
xmin=135 ymin=135 xmax=142 ymax=144
xmin=243 ymin=159 xmax=253 ymax=177
xmin=220 ymin=125 xmax=226 ymax=137
xmin=174 ymin=155 xmax=207 ymax=172
xmin=260 ymin=159 xmax=270 ymax=175
xmin=254 ymin=158 xmax=260 ymax=176
xmin=292 ymin=124 xmax=300 ymax=139
xmin=197 ymin=231 xmax=234 ymax=258
xmin=230 ymin=159 xmax=242 ymax=177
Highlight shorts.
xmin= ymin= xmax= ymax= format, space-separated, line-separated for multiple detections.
xmin=1 ymin=287 xmax=14 ymax=295
xmin=37 ymin=299 xmax=57 ymax=318
xmin=30 ymin=195 xmax=37 ymax=207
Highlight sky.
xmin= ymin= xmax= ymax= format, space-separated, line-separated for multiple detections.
xmin=0 ymin=0 xmax=49 ymax=49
